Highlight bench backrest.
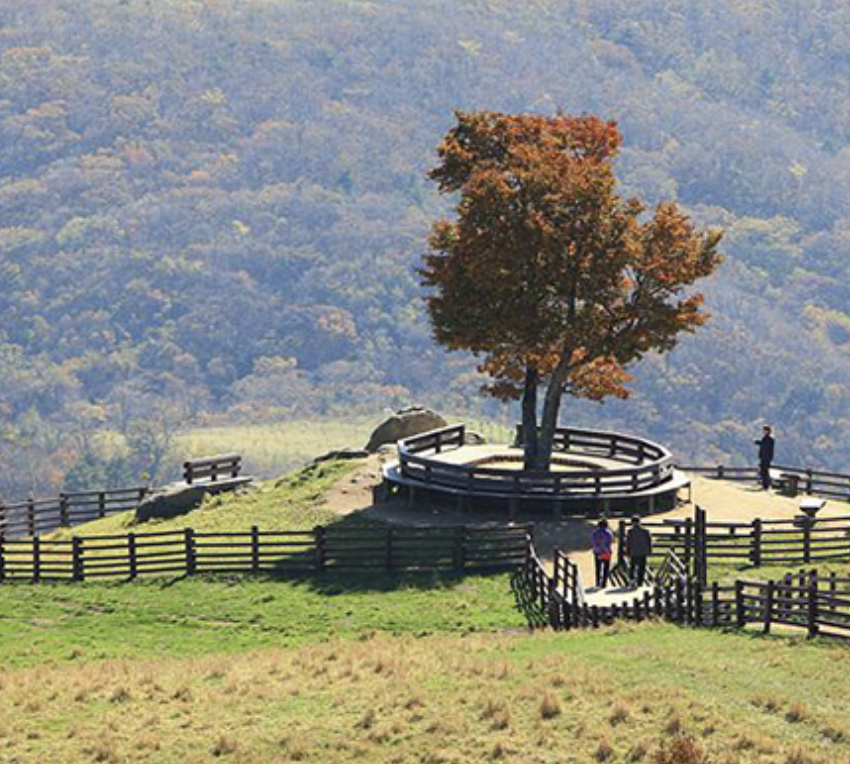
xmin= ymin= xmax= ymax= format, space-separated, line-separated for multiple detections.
xmin=183 ymin=453 xmax=242 ymax=484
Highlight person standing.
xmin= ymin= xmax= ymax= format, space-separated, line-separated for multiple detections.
xmin=755 ymin=425 xmax=775 ymax=490
xmin=591 ymin=519 xmax=614 ymax=589
xmin=626 ymin=516 xmax=652 ymax=588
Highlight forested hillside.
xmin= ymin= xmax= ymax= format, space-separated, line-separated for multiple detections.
xmin=4 ymin=0 xmax=850 ymax=494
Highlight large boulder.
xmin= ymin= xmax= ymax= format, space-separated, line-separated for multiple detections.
xmin=365 ymin=407 xmax=448 ymax=452
xmin=135 ymin=477 xmax=252 ymax=522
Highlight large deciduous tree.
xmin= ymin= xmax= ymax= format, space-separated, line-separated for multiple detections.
xmin=422 ymin=111 xmax=723 ymax=471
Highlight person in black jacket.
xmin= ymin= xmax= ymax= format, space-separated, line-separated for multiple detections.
xmin=626 ymin=516 xmax=652 ymax=588
xmin=755 ymin=425 xmax=775 ymax=490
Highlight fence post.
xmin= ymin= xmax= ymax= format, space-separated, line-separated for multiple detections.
xmin=763 ymin=580 xmax=775 ymax=635
xmin=694 ymin=581 xmax=703 ymax=626
xmin=735 ymin=580 xmax=746 ymax=629
xmin=72 ymin=537 xmax=84 ymax=582
xmin=694 ymin=506 xmax=707 ymax=585
xmin=98 ymin=491 xmax=106 ymax=519
xmin=717 ymin=465 xmax=724 ymax=479
xmin=547 ymin=579 xmax=559 ymax=629
xmin=0 ymin=534 xmax=5 ymax=582
xmin=185 ymin=528 xmax=196 ymax=575
xmin=128 ymin=533 xmax=137 ymax=579
xmin=711 ymin=581 xmax=719 ymax=626
xmin=32 ymin=536 xmax=41 ymax=583
xmin=806 ymin=468 xmax=813 ymax=495
xmin=802 ymin=517 xmax=812 ymax=564
xmin=683 ymin=517 xmax=693 ymax=570
xmin=807 ymin=577 xmax=819 ymax=639
xmin=250 ymin=525 xmax=260 ymax=573
xmin=453 ymin=526 xmax=465 ymax=571
xmin=314 ymin=526 xmax=326 ymax=572
xmin=750 ymin=519 xmax=762 ymax=567
xmin=27 ymin=497 xmax=35 ymax=536
xmin=59 ymin=494 xmax=70 ymax=527
xmin=675 ymin=578 xmax=685 ymax=623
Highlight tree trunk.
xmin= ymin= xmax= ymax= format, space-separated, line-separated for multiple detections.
xmin=521 ymin=366 xmax=539 ymax=471
xmin=530 ymin=360 xmax=570 ymax=472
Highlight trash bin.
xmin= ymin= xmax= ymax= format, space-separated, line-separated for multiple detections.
xmin=780 ymin=473 xmax=799 ymax=498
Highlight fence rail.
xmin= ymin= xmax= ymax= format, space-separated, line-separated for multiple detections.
xmin=682 ymin=464 xmax=850 ymax=501
xmin=0 ymin=524 xmax=529 ymax=582
xmin=616 ymin=511 xmax=850 ymax=570
xmin=514 ymin=539 xmax=850 ymax=641
xmin=0 ymin=487 xmax=150 ymax=538
xmin=399 ymin=424 xmax=675 ymax=498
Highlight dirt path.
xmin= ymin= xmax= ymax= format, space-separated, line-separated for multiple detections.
xmin=320 ymin=464 xmax=850 ymax=585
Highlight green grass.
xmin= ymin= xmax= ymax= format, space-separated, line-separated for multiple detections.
xmin=12 ymin=431 xmax=850 ymax=762
xmin=3 ymin=623 xmax=850 ymax=763
xmin=0 ymin=571 xmax=522 ymax=670
xmin=52 ymin=458 xmax=363 ymax=539
xmin=175 ymin=416 xmax=514 ymax=479
xmin=176 ymin=418 xmax=379 ymax=478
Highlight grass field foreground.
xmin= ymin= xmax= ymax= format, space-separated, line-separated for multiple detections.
xmin=0 ymin=571 xmax=521 ymax=670
xmin=1 ymin=624 xmax=848 ymax=764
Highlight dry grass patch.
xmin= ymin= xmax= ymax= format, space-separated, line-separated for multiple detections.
xmin=1 ymin=628 xmax=849 ymax=763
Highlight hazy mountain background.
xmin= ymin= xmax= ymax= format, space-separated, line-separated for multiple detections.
xmin=4 ymin=0 xmax=850 ymax=495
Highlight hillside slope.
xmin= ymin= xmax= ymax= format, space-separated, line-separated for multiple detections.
xmin=4 ymin=0 xmax=850 ymax=492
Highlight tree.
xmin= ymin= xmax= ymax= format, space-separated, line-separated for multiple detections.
xmin=422 ymin=111 xmax=723 ymax=471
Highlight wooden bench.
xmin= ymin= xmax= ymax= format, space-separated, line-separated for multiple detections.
xmin=184 ymin=453 xmax=242 ymax=485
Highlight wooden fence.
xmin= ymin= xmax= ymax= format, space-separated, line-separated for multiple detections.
xmin=617 ymin=511 xmax=850 ymax=571
xmin=682 ymin=464 xmax=850 ymax=501
xmin=0 ymin=524 xmax=529 ymax=582
xmin=515 ymin=540 xmax=850 ymax=641
xmin=398 ymin=424 xmax=675 ymax=499
xmin=0 ymin=487 xmax=149 ymax=537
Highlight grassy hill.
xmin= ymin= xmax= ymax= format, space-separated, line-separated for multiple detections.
xmin=50 ymin=457 xmax=363 ymax=538
xmin=2 ymin=445 xmax=850 ymax=762
xmin=2 ymin=625 xmax=846 ymax=763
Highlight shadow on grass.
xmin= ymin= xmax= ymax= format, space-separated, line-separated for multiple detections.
xmin=285 ymin=566 xmax=514 ymax=595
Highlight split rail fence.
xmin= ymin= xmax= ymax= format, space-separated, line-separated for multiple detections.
xmin=0 ymin=524 xmax=529 ymax=582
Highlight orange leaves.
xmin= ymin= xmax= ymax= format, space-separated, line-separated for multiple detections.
xmin=422 ymin=109 xmax=723 ymax=411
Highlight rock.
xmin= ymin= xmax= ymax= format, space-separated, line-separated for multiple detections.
xmin=464 ymin=429 xmax=487 ymax=445
xmin=312 ymin=448 xmax=369 ymax=464
xmin=135 ymin=477 xmax=252 ymax=522
xmin=365 ymin=407 xmax=448 ymax=452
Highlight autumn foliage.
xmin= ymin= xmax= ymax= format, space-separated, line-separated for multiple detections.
xmin=422 ymin=111 xmax=723 ymax=470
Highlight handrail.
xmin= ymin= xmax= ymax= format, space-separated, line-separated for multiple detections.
xmin=398 ymin=424 xmax=676 ymax=497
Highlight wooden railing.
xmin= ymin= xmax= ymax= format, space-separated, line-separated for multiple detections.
xmin=399 ymin=425 xmax=676 ymax=498
xmin=0 ymin=487 xmax=149 ymax=538
xmin=184 ymin=453 xmax=242 ymax=484
xmin=0 ymin=523 xmax=530 ymax=582
xmin=734 ymin=570 xmax=850 ymax=638
xmin=630 ymin=512 xmax=850 ymax=568
xmin=682 ymin=463 xmax=850 ymax=500
xmin=514 ymin=539 xmax=850 ymax=640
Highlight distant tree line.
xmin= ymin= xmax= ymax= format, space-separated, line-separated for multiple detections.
xmin=3 ymin=0 xmax=850 ymax=493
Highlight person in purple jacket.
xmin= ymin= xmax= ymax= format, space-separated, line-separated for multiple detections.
xmin=591 ymin=518 xmax=614 ymax=589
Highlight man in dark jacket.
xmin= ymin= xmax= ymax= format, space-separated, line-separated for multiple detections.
xmin=755 ymin=425 xmax=775 ymax=490
xmin=626 ymin=516 xmax=652 ymax=587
